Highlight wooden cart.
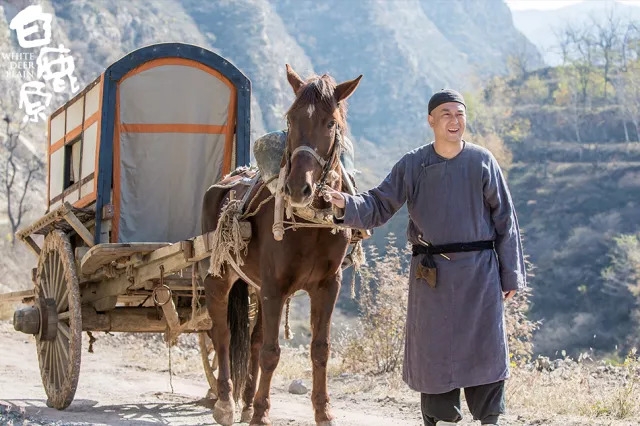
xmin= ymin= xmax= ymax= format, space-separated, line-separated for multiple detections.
xmin=0 ymin=43 xmax=252 ymax=410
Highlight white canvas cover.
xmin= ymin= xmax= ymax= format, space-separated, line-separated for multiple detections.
xmin=116 ymin=61 xmax=233 ymax=243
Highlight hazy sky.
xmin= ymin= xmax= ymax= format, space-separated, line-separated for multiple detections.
xmin=506 ymin=0 xmax=640 ymax=10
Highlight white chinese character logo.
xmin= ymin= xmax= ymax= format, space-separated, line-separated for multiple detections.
xmin=19 ymin=81 xmax=53 ymax=123
xmin=37 ymin=45 xmax=79 ymax=93
xmin=9 ymin=5 xmax=52 ymax=49
xmin=9 ymin=4 xmax=80 ymax=124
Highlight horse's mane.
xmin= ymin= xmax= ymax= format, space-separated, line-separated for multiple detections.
xmin=285 ymin=74 xmax=348 ymax=132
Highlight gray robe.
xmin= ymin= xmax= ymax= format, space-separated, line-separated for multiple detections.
xmin=340 ymin=141 xmax=526 ymax=394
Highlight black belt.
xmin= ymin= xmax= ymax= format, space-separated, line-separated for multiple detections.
xmin=412 ymin=240 xmax=495 ymax=268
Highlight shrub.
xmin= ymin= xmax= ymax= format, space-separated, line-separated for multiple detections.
xmin=335 ymin=235 xmax=408 ymax=374
xmin=505 ymin=285 xmax=538 ymax=367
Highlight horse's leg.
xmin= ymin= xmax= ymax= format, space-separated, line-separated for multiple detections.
xmin=309 ymin=276 xmax=340 ymax=426
xmin=241 ymin=299 xmax=263 ymax=422
xmin=250 ymin=290 xmax=285 ymax=425
xmin=203 ymin=274 xmax=235 ymax=426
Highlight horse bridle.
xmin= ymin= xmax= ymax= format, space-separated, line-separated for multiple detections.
xmin=286 ymin=125 xmax=342 ymax=198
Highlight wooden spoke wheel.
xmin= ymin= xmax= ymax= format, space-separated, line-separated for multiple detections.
xmin=34 ymin=230 xmax=82 ymax=410
xmin=198 ymin=331 xmax=219 ymax=399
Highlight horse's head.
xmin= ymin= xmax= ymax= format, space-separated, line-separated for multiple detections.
xmin=284 ymin=64 xmax=362 ymax=207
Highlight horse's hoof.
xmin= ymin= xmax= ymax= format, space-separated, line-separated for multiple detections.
xmin=249 ymin=416 xmax=271 ymax=425
xmin=206 ymin=387 xmax=218 ymax=401
xmin=213 ymin=399 xmax=234 ymax=426
xmin=241 ymin=407 xmax=254 ymax=423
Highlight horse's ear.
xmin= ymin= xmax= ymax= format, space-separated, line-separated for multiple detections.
xmin=335 ymin=75 xmax=363 ymax=103
xmin=286 ymin=64 xmax=305 ymax=94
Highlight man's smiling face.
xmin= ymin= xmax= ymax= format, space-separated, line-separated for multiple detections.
xmin=428 ymin=101 xmax=466 ymax=144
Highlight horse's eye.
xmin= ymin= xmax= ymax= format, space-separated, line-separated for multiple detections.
xmin=327 ymin=120 xmax=336 ymax=129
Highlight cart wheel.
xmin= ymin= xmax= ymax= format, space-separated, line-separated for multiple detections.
xmin=198 ymin=331 xmax=218 ymax=400
xmin=34 ymin=230 xmax=82 ymax=410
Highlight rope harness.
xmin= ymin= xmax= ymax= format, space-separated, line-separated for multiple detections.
xmin=208 ymin=126 xmax=366 ymax=338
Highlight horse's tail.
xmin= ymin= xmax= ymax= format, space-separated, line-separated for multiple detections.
xmin=228 ymin=279 xmax=250 ymax=403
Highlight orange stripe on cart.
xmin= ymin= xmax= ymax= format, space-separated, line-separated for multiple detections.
xmin=111 ymin=86 xmax=122 ymax=243
xmin=222 ymin=84 xmax=237 ymax=176
xmin=120 ymin=123 xmax=227 ymax=134
xmin=93 ymin=74 xmax=104 ymax=205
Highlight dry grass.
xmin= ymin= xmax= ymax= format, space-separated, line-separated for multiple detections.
xmin=508 ymin=352 xmax=640 ymax=421
xmin=280 ymin=344 xmax=640 ymax=423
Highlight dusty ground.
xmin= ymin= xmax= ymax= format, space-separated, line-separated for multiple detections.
xmin=0 ymin=320 xmax=423 ymax=426
xmin=0 ymin=320 xmax=638 ymax=426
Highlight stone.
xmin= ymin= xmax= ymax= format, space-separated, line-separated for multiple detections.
xmin=288 ymin=379 xmax=308 ymax=395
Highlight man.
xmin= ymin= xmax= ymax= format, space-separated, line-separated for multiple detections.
xmin=323 ymin=89 xmax=526 ymax=426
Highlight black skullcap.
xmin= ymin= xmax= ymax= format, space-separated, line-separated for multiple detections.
xmin=428 ymin=89 xmax=466 ymax=115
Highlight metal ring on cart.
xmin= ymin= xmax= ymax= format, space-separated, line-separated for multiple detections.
xmin=153 ymin=265 xmax=172 ymax=306
xmin=153 ymin=284 xmax=172 ymax=306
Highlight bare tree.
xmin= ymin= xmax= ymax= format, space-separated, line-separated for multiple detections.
xmin=619 ymin=23 xmax=639 ymax=71
xmin=624 ymin=22 xmax=640 ymax=65
xmin=613 ymin=69 xmax=640 ymax=142
xmin=591 ymin=9 xmax=626 ymax=102
xmin=1 ymin=113 xmax=42 ymax=244
xmin=507 ymin=38 xmax=534 ymax=80
xmin=612 ymin=21 xmax=640 ymax=143
xmin=553 ymin=26 xmax=573 ymax=66
xmin=554 ymin=66 xmax=584 ymax=144
xmin=555 ymin=24 xmax=597 ymax=106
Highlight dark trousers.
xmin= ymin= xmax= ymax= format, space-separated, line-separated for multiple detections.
xmin=421 ymin=380 xmax=505 ymax=425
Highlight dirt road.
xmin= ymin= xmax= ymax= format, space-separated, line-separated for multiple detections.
xmin=2 ymin=320 xmax=639 ymax=426
xmin=0 ymin=321 xmax=423 ymax=425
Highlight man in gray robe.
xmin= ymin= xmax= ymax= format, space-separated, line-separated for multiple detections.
xmin=324 ymin=89 xmax=526 ymax=426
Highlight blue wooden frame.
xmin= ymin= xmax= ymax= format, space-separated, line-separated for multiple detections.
xmin=94 ymin=43 xmax=251 ymax=244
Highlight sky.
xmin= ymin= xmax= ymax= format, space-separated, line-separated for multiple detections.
xmin=505 ymin=0 xmax=640 ymax=10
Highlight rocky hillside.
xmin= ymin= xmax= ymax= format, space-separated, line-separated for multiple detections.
xmin=1 ymin=0 xmax=542 ymax=146
xmin=510 ymin=141 xmax=640 ymax=355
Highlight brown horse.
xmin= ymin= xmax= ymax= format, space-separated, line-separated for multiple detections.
xmin=201 ymin=64 xmax=362 ymax=425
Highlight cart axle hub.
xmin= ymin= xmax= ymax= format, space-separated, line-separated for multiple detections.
xmin=13 ymin=298 xmax=58 ymax=341
xmin=13 ymin=306 xmax=40 ymax=335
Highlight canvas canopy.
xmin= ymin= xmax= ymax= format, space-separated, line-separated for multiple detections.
xmin=114 ymin=59 xmax=236 ymax=243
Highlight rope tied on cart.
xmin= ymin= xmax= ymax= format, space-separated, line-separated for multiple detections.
xmin=208 ymin=197 xmax=248 ymax=278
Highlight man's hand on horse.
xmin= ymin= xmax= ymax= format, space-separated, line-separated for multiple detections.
xmin=322 ymin=186 xmax=346 ymax=209
xmin=504 ymin=290 xmax=517 ymax=300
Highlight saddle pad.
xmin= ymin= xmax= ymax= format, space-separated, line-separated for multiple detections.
xmin=253 ymin=131 xmax=286 ymax=193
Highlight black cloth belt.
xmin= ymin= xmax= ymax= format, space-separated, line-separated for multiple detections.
xmin=412 ymin=240 xmax=495 ymax=268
